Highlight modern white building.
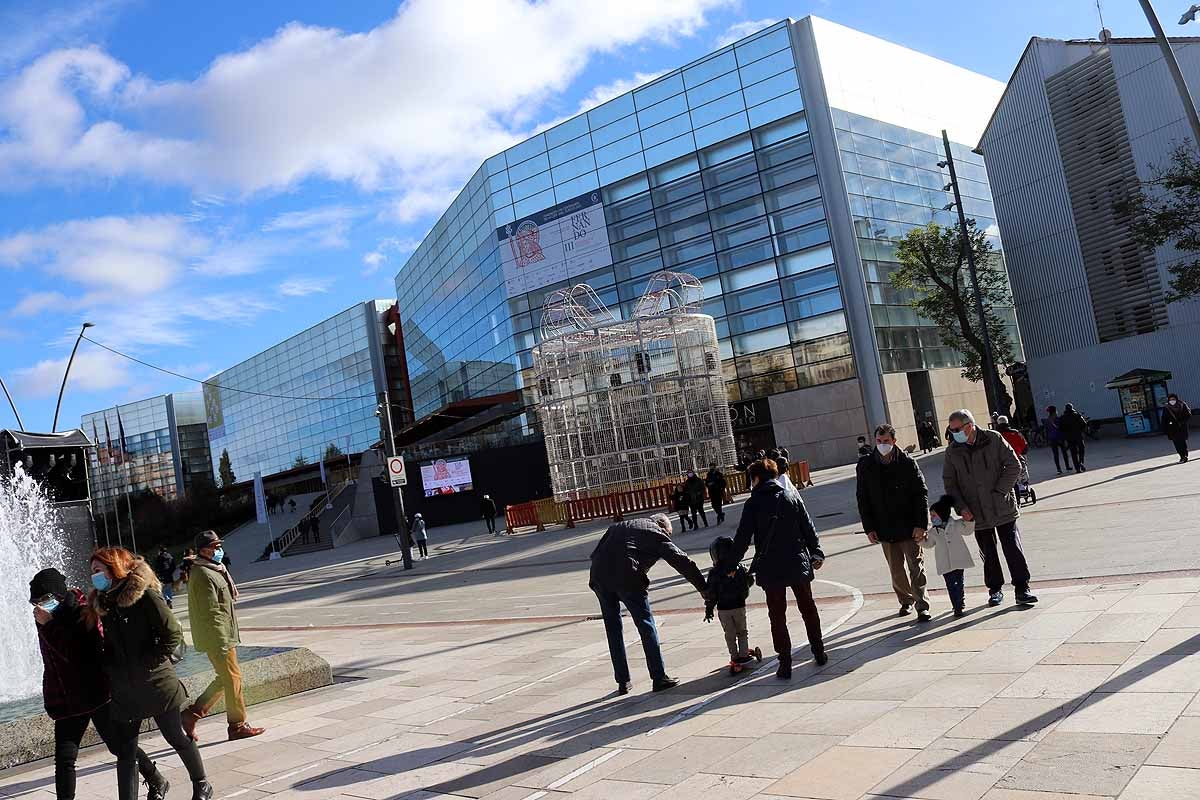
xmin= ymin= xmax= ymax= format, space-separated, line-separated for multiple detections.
xmin=979 ymin=36 xmax=1200 ymax=420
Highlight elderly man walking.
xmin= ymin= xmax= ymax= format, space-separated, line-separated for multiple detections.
xmin=589 ymin=514 xmax=708 ymax=694
xmin=856 ymin=423 xmax=932 ymax=621
xmin=181 ymin=531 xmax=266 ymax=742
xmin=944 ymin=410 xmax=1039 ymax=607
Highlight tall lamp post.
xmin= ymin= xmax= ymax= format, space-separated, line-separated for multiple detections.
xmin=1141 ymin=0 xmax=1200 ymax=148
xmin=52 ymin=322 xmax=95 ymax=432
xmin=940 ymin=132 xmax=1003 ymax=415
xmin=376 ymin=395 xmax=413 ymax=570
xmin=0 ymin=376 xmax=24 ymax=430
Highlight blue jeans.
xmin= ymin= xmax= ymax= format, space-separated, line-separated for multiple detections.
xmin=594 ymin=588 xmax=666 ymax=684
xmin=943 ymin=569 xmax=965 ymax=610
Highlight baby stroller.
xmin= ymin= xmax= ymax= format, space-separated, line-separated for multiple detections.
xmin=1014 ymin=455 xmax=1037 ymax=506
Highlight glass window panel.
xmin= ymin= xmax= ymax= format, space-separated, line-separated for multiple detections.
xmin=611 ymin=229 xmax=661 ymax=262
xmin=487 ymin=171 xmax=509 ymax=193
xmin=703 ymin=152 xmax=758 ymax=190
xmin=785 ymin=287 xmax=843 ymax=320
xmin=788 ymin=311 xmax=847 ymax=343
xmin=793 ymin=332 xmax=852 ymax=365
xmin=640 ymin=112 xmax=693 ymax=148
xmin=722 ymin=259 xmax=777 ymax=291
xmin=742 ymin=69 xmax=799 ymax=108
xmin=693 ymin=111 xmax=750 ymax=149
xmin=505 ymin=134 xmax=546 ymax=167
xmin=862 ymin=176 xmax=895 ymax=200
xmin=607 ymin=191 xmax=653 ymax=223
xmin=734 ymin=26 xmax=789 ymax=67
xmin=796 ymin=354 xmax=855 ymax=387
xmin=856 ymin=154 xmax=890 ymax=179
xmin=781 ymin=265 xmax=838 ymax=298
xmin=643 ymin=131 xmax=696 ymax=168
xmin=756 ymin=136 xmax=814 ymax=171
xmin=513 ymin=187 xmax=555 ymax=218
xmin=614 ymin=252 xmax=664 ymax=281
xmin=553 ymin=170 xmax=599 ymax=200
xmin=662 ymin=234 xmax=714 ymax=266
xmin=593 ymin=131 xmax=642 ymax=168
xmin=703 ymin=296 xmax=727 ymax=318
xmin=699 ymin=132 xmax=753 ymax=168
xmin=603 ymin=172 xmax=649 ymax=205
xmin=655 ymin=192 xmax=707 ymax=225
xmin=507 ymin=151 xmax=550 ymax=184
xmin=769 ymin=199 xmax=824 ymax=234
xmin=735 ymin=346 xmax=794 ymax=378
xmin=729 ymin=303 xmax=785 ymax=335
xmin=718 ymin=237 xmax=774 ymax=271
xmin=715 ymin=217 xmax=769 ymax=251
xmin=649 ymin=154 xmax=700 ymax=188
xmin=675 ymin=253 xmax=719 ymax=279
xmin=683 ymin=49 xmax=737 ymax=88
xmin=732 ymin=324 xmax=790 ymax=357
xmin=548 ymin=134 xmax=594 ymax=167
xmin=590 ymin=113 xmax=640 ymax=150
xmin=748 ymin=90 xmax=805 ymax=128
xmin=633 ymin=72 xmax=684 ymax=109
xmin=763 ymin=175 xmax=821 ymax=211
xmin=651 ymin=170 xmax=703 ymax=204
xmin=551 ymin=151 xmax=596 ymax=184
xmin=659 ymin=213 xmax=710 ymax=245
xmin=753 ymin=113 xmax=808 ymax=148
xmin=725 ymin=281 xmax=783 ymax=314
xmin=637 ymin=93 xmax=689 ymax=129
xmin=493 ymin=203 xmax=516 ymax=228
xmin=597 ymin=151 xmax=646 ymax=186
xmin=706 ymin=172 xmax=762 ymax=210
xmin=510 ymin=169 xmax=553 ymax=201
xmin=489 ymin=186 xmax=513 ymax=208
xmin=711 ymin=195 xmax=766 ymax=230
xmin=588 ymin=92 xmax=635 ymax=130
xmin=609 ymin=210 xmax=656 ymax=243
xmin=738 ymin=47 xmax=793 ymax=89
xmin=546 ymin=114 xmax=590 ymax=149
xmin=689 ymin=90 xmax=745 ymax=129
xmin=485 ymin=153 xmax=507 ymax=176
xmin=775 ymin=222 xmax=830 ymax=256
xmin=686 ymin=70 xmax=742 ymax=109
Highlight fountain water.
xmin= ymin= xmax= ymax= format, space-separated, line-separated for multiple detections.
xmin=0 ymin=463 xmax=67 ymax=702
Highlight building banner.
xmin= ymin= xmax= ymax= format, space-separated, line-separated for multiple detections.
xmin=497 ymin=190 xmax=613 ymax=296
xmin=253 ymin=471 xmax=268 ymax=525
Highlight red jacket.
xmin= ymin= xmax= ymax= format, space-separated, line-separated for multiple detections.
xmin=1000 ymin=429 xmax=1028 ymax=456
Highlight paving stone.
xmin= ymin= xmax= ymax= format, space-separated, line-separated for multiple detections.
xmin=700 ymin=701 xmax=822 ymax=737
xmin=997 ymin=664 xmax=1118 ymax=699
xmin=869 ymin=737 xmax=1034 ymax=800
xmin=979 ymin=790 xmax=1109 ymax=800
xmin=958 ymin=639 xmax=1066 ymax=674
xmin=994 ymin=731 xmax=1158 ymax=796
xmin=764 ymin=744 xmax=918 ymax=799
xmin=778 ymin=698 xmax=902 ymax=736
xmin=619 ymin=734 xmax=750 ymax=785
xmin=1107 ymin=593 xmax=1192 ymax=615
xmin=1069 ymin=613 xmax=1173 ymax=643
xmin=1145 ymin=716 xmax=1200 ymax=768
xmin=1033 ymin=592 xmax=1126 ymax=613
xmin=918 ymin=629 xmax=1013 ymax=653
xmin=567 ymin=778 xmax=680 ymax=799
xmin=843 ymin=706 xmax=975 ymax=749
xmin=1039 ymin=641 xmax=1139 ymax=665
xmin=1117 ymin=765 xmax=1200 ymax=798
xmin=709 ymin=732 xmax=841 ymax=779
xmin=904 ymin=673 xmax=1021 ymax=707
xmin=947 ymin=697 xmax=1083 ymax=741
xmin=1057 ymin=691 xmax=1192 ymax=735
xmin=1107 ymin=653 xmax=1200 ymax=693
xmin=844 ymin=670 xmax=952 ymax=701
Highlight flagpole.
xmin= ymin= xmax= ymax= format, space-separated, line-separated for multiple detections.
xmin=115 ymin=406 xmax=137 ymax=554
xmin=104 ymin=413 xmax=124 ymax=548
xmin=91 ymin=421 xmax=111 ymax=547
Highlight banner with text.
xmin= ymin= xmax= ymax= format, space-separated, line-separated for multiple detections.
xmin=497 ymin=190 xmax=613 ymax=296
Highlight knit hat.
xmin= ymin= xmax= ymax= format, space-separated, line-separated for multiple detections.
xmin=29 ymin=567 xmax=68 ymax=602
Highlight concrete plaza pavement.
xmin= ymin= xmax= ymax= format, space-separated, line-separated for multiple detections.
xmin=2 ymin=434 xmax=1198 ymax=799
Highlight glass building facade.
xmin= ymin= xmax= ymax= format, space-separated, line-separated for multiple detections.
xmin=394 ymin=17 xmax=1018 ymax=466
xmin=81 ymin=392 xmax=213 ymax=510
xmin=204 ymin=300 xmax=402 ymax=482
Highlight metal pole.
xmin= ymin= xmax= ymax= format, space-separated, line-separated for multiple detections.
xmin=943 ymin=130 xmax=1002 ymax=415
xmin=52 ymin=322 xmax=94 ymax=432
xmin=1140 ymin=0 xmax=1200 ymax=147
xmin=0 ymin=376 xmax=24 ymax=430
xmin=124 ymin=459 xmax=137 ymax=554
xmin=381 ymin=390 xmax=412 ymax=570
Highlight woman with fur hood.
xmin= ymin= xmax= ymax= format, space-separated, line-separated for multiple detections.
xmin=87 ymin=547 xmax=212 ymax=800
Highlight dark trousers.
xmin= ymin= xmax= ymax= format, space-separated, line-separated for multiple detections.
xmin=113 ymin=708 xmax=206 ymax=800
xmin=763 ymin=580 xmax=824 ymax=661
xmin=484 ymin=514 xmax=496 ymax=533
xmin=1067 ymin=439 xmax=1085 ymax=470
xmin=943 ymin=569 xmax=965 ymax=610
xmin=1172 ymin=438 xmax=1189 ymax=460
xmin=594 ymin=588 xmax=666 ymax=684
xmin=417 ymin=539 xmax=428 ymax=557
xmin=710 ymin=495 xmax=724 ymax=522
xmin=1050 ymin=441 xmax=1070 ymax=471
xmin=678 ymin=510 xmax=690 ymax=530
xmin=688 ymin=503 xmax=708 ymax=528
xmin=54 ymin=705 xmax=154 ymax=800
xmin=975 ymin=522 xmax=1031 ymax=593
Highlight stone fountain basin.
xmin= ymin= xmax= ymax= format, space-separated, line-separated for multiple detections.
xmin=0 ymin=645 xmax=331 ymax=769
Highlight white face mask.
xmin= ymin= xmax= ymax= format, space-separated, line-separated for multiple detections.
xmin=1169 ymin=399 xmax=1177 ymax=406
xmin=876 ymin=443 xmax=894 ymax=457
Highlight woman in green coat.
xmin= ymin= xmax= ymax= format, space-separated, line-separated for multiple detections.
xmin=88 ymin=547 xmax=213 ymax=800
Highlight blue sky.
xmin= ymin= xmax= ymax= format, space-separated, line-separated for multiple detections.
xmin=0 ymin=0 xmax=1163 ymax=432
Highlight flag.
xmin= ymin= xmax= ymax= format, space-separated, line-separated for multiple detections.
xmin=91 ymin=420 xmax=106 ymax=466
xmin=115 ymin=407 xmax=129 ymax=466
xmin=103 ymin=417 xmax=115 ymax=466
xmin=253 ymin=471 xmax=268 ymax=524
xmin=319 ymin=457 xmax=327 ymax=487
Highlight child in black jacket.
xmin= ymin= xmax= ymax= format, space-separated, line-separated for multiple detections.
xmin=704 ymin=536 xmax=763 ymax=675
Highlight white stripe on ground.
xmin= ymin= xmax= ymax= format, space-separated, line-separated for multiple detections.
xmin=519 ymin=747 xmax=627 ymax=800
xmin=643 ymin=578 xmax=864 ymax=736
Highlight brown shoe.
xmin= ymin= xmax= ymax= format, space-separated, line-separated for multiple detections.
xmin=181 ymin=706 xmax=203 ymax=742
xmin=228 ymin=722 xmax=266 ymax=741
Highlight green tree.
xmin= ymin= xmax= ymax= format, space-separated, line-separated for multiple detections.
xmin=291 ymin=453 xmax=309 ymax=469
xmin=217 ymin=448 xmax=236 ymax=489
xmin=1116 ymin=144 xmax=1200 ymax=302
xmin=893 ymin=221 xmax=1017 ymax=398
xmin=323 ymin=442 xmax=344 ymax=462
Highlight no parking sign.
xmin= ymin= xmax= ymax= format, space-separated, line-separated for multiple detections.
xmin=387 ymin=456 xmax=407 ymax=487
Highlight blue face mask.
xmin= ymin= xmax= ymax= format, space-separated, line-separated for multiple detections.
xmin=951 ymin=430 xmax=969 ymax=444
xmin=930 ymin=515 xmax=944 ymax=528
xmin=91 ymin=572 xmax=112 ymax=592
xmin=211 ymin=548 xmax=225 ymax=564
xmin=38 ymin=598 xmax=60 ymax=614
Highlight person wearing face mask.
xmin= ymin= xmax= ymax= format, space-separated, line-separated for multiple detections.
xmin=922 ymin=496 xmax=976 ymax=617
xmin=943 ymin=409 xmax=1038 ymax=607
xmin=1161 ymin=393 xmax=1191 ymax=463
xmin=86 ymin=547 xmax=212 ymax=800
xmin=30 ymin=568 xmax=168 ymax=800
xmin=180 ymin=530 xmax=266 ymax=742
xmin=683 ymin=469 xmax=709 ymax=529
xmin=855 ymin=423 xmax=932 ymax=621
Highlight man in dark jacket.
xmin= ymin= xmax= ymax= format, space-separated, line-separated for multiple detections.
xmin=481 ymin=494 xmax=498 ymax=535
xmin=856 ymin=423 xmax=931 ymax=621
xmin=683 ymin=470 xmax=708 ymax=528
xmin=589 ymin=514 xmax=707 ymax=694
xmin=1162 ymin=393 xmax=1191 ymax=463
xmin=705 ymin=463 xmax=727 ymax=524
xmin=1058 ymin=403 xmax=1087 ymax=472
xmin=153 ymin=545 xmax=177 ymax=608
xmin=944 ymin=409 xmax=1038 ymax=607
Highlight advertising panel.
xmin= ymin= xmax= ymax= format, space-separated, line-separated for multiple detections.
xmin=420 ymin=456 xmax=474 ymax=497
xmin=496 ymin=190 xmax=613 ymax=295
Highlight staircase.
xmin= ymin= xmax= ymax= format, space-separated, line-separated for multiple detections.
xmin=265 ymin=481 xmax=355 ymax=558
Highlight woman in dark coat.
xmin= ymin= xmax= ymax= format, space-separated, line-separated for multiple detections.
xmin=725 ymin=458 xmax=827 ymax=678
xmin=30 ymin=567 xmax=166 ymax=800
xmin=1162 ymin=393 xmax=1192 ymax=463
xmin=88 ymin=547 xmax=212 ymax=800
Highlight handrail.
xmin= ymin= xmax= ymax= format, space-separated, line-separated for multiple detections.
xmin=328 ymin=506 xmax=352 ymax=542
xmin=262 ymin=480 xmax=352 ymax=559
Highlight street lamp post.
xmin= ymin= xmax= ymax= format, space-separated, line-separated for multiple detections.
xmin=1140 ymin=0 xmax=1200 ymax=148
xmin=376 ymin=393 xmax=413 ymax=570
xmin=0 ymin=376 xmax=24 ymax=430
xmin=52 ymin=322 xmax=95 ymax=432
xmin=941 ymin=131 xmax=1003 ymax=416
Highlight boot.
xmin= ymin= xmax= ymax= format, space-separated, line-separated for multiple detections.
xmin=143 ymin=762 xmax=169 ymax=800
xmin=191 ymin=780 xmax=213 ymax=800
xmin=181 ymin=705 xmax=204 ymax=742
xmin=776 ymin=654 xmax=792 ymax=680
xmin=228 ymin=721 xmax=266 ymax=741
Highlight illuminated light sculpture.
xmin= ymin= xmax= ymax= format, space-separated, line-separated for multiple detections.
xmin=532 ymin=270 xmax=735 ymax=500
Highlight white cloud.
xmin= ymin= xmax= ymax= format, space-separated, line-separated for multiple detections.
xmin=0 ymin=0 xmax=128 ymax=69
xmin=11 ymin=290 xmax=70 ymax=317
xmin=715 ymin=18 xmax=779 ymax=48
xmin=361 ymin=236 xmax=422 ymax=275
xmin=277 ymin=276 xmax=330 ymax=297
xmin=0 ymin=215 xmax=206 ymax=295
xmin=262 ymin=204 xmax=360 ymax=247
xmin=12 ymin=348 xmax=130 ymax=398
xmin=573 ymin=71 xmax=668 ymax=115
xmin=0 ymin=0 xmax=733 ymax=213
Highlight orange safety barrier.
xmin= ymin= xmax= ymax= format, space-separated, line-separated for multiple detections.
xmin=504 ymin=460 xmax=811 ymax=534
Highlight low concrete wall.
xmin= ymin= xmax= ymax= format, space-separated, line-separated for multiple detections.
xmin=0 ymin=646 xmax=332 ymax=770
